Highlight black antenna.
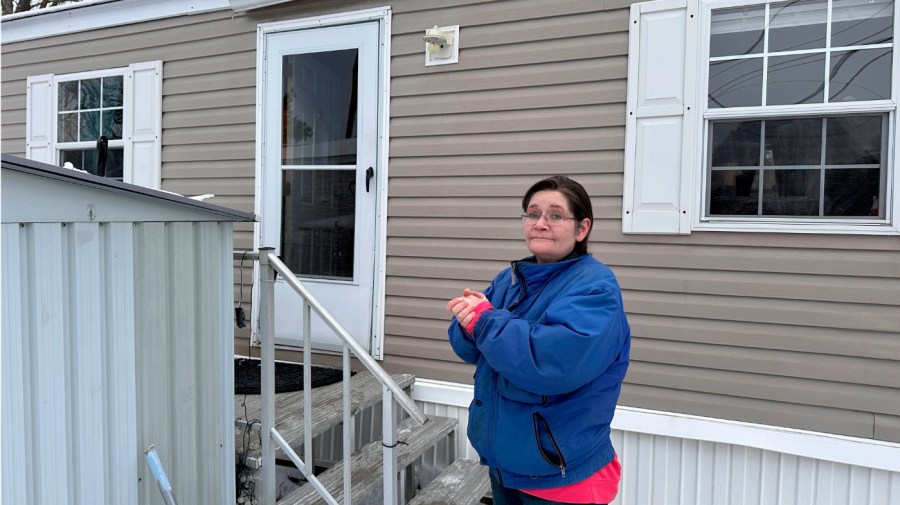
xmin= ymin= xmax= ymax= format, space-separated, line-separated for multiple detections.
xmin=96 ymin=136 xmax=108 ymax=177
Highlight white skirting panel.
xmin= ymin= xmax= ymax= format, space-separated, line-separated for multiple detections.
xmin=412 ymin=379 xmax=900 ymax=505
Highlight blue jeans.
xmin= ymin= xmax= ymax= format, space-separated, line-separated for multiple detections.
xmin=489 ymin=469 xmax=608 ymax=505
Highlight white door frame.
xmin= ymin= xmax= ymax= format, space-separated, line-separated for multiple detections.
xmin=252 ymin=6 xmax=392 ymax=359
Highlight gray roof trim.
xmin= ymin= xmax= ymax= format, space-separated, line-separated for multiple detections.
xmin=1 ymin=154 xmax=255 ymax=222
xmin=229 ymin=0 xmax=293 ymax=12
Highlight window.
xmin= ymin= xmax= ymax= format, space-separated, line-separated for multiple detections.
xmin=26 ymin=61 xmax=162 ymax=189
xmin=622 ymin=0 xmax=899 ymax=235
xmin=704 ymin=0 xmax=893 ymax=223
xmin=57 ymin=73 xmax=125 ymax=179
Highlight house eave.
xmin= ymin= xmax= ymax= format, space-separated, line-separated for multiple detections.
xmin=0 ymin=0 xmax=231 ymax=44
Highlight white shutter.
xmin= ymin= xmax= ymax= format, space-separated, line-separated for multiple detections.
xmin=26 ymin=74 xmax=54 ymax=164
xmin=622 ymin=0 xmax=698 ymax=234
xmin=124 ymin=61 xmax=162 ymax=189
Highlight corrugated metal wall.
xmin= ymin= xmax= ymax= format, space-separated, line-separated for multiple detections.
xmin=0 ymin=220 xmax=235 ymax=505
xmin=1 ymin=0 xmax=899 ymax=444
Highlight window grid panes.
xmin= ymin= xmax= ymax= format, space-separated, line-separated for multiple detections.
xmin=708 ymin=0 xmax=894 ymax=108
xmin=707 ymin=115 xmax=886 ymax=218
xmin=705 ymin=0 xmax=893 ymax=224
xmin=56 ymin=75 xmax=125 ymax=176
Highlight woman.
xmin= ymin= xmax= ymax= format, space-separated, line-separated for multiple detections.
xmin=447 ymin=176 xmax=630 ymax=505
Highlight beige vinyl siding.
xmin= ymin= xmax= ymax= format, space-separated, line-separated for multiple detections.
xmin=2 ymin=0 xmax=899 ymax=444
xmin=381 ymin=0 xmax=900 ymax=445
xmin=383 ymin=0 xmax=634 ymax=383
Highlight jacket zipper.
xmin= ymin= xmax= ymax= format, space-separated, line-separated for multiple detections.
xmin=532 ymin=412 xmax=567 ymax=477
xmin=508 ymin=263 xmax=527 ymax=310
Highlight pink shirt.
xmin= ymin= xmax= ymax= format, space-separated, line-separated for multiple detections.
xmin=521 ymin=454 xmax=620 ymax=504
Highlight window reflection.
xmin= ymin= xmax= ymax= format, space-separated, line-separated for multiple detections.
xmin=709 ymin=59 xmax=763 ymax=108
xmin=825 ymin=116 xmax=882 ymax=165
xmin=59 ymin=148 xmax=124 ymax=179
xmin=711 ymin=121 xmax=761 ymax=166
xmin=708 ymin=0 xmax=894 ymax=108
xmin=824 ymin=169 xmax=881 ymax=216
xmin=710 ymin=5 xmax=766 ymax=57
xmin=281 ymin=169 xmax=356 ymax=280
xmin=282 ymin=50 xmax=359 ymax=166
xmin=768 ymin=0 xmax=827 ymax=52
xmin=831 ymin=0 xmax=893 ymax=46
xmin=707 ymin=115 xmax=885 ymax=218
xmin=710 ymin=170 xmax=760 ymax=215
xmin=762 ymin=169 xmax=820 ymax=215
xmin=829 ymin=49 xmax=892 ymax=102
xmin=56 ymin=76 xmax=125 ymax=152
xmin=764 ymin=118 xmax=822 ymax=166
xmin=767 ymin=53 xmax=825 ymax=105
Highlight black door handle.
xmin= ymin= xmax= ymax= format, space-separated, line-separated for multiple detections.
xmin=366 ymin=167 xmax=374 ymax=192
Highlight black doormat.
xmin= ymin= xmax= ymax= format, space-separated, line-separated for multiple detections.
xmin=234 ymin=358 xmax=348 ymax=395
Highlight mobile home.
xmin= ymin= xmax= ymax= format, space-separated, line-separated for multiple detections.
xmin=2 ymin=0 xmax=899 ymax=503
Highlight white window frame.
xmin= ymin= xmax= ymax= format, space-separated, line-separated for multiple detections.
xmin=26 ymin=61 xmax=162 ymax=189
xmin=622 ymin=0 xmax=900 ymax=235
xmin=693 ymin=0 xmax=900 ymax=234
xmin=53 ymin=67 xmax=127 ymax=178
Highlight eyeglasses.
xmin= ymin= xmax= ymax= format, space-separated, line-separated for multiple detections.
xmin=520 ymin=212 xmax=577 ymax=224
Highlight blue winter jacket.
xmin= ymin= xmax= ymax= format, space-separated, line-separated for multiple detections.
xmin=449 ymin=253 xmax=630 ymax=490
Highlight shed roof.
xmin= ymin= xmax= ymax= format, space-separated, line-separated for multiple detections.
xmin=1 ymin=154 xmax=256 ymax=223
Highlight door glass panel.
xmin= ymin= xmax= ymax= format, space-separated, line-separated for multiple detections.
xmin=281 ymin=169 xmax=356 ymax=280
xmin=282 ymin=49 xmax=359 ymax=166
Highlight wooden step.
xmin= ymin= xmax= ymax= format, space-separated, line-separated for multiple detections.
xmin=235 ymin=371 xmax=416 ymax=460
xmin=408 ymin=458 xmax=490 ymax=505
xmin=277 ymin=415 xmax=458 ymax=505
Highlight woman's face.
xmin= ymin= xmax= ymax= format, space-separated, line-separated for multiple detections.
xmin=523 ymin=190 xmax=591 ymax=263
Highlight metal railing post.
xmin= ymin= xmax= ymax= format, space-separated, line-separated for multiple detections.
xmin=258 ymin=247 xmax=276 ymax=505
xmin=263 ymin=253 xmax=426 ymax=425
xmin=343 ymin=346 xmax=352 ymax=504
xmin=303 ymin=300 xmax=313 ymax=472
xmin=382 ymin=385 xmax=398 ymax=505
xmin=236 ymin=250 xmax=429 ymax=505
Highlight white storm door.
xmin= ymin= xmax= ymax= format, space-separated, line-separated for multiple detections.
xmin=261 ymin=22 xmax=379 ymax=352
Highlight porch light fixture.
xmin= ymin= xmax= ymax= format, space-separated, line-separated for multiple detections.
xmin=424 ymin=25 xmax=459 ymax=66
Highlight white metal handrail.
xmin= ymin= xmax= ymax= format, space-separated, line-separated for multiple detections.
xmin=236 ymin=248 xmax=428 ymax=505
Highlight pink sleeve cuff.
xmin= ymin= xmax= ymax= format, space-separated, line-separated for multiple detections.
xmin=465 ymin=300 xmax=494 ymax=335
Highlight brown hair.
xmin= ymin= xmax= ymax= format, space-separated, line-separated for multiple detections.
xmin=521 ymin=175 xmax=593 ymax=255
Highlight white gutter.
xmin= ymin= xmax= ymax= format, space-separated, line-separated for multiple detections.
xmin=1 ymin=0 xmax=231 ymax=44
xmin=228 ymin=0 xmax=293 ymax=12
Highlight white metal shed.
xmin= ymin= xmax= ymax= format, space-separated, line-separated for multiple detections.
xmin=1 ymin=154 xmax=255 ymax=505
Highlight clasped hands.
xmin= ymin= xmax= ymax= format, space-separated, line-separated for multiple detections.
xmin=446 ymin=288 xmax=487 ymax=332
